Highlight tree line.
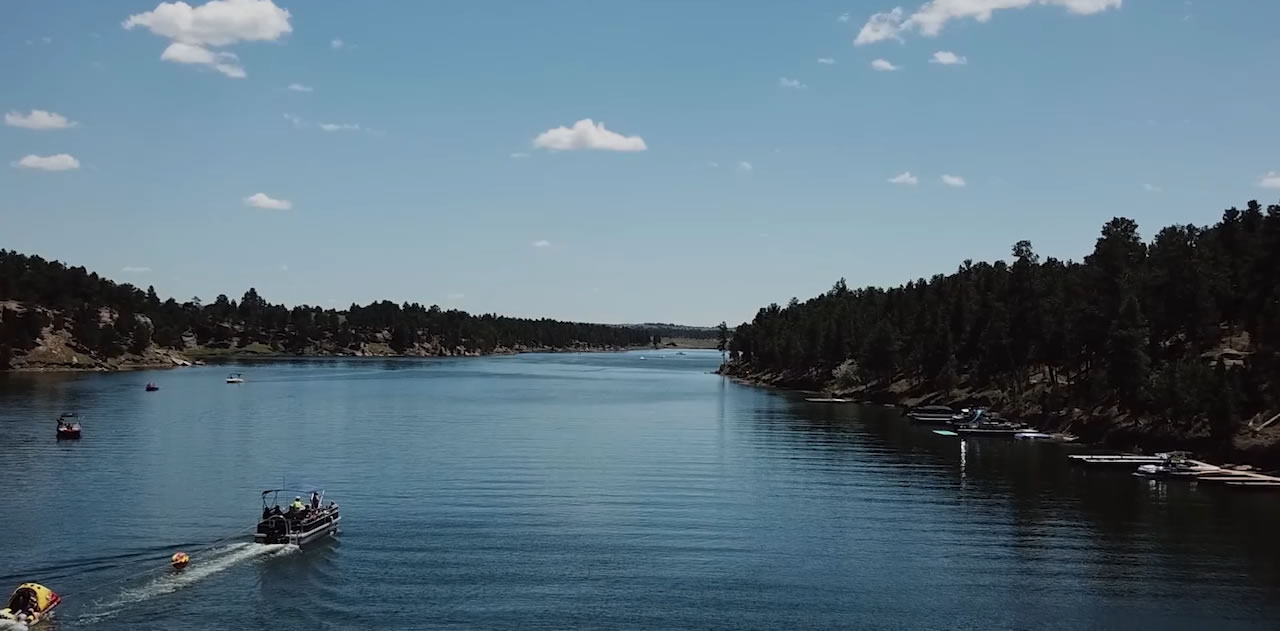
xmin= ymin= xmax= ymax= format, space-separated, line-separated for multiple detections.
xmin=727 ymin=200 xmax=1280 ymax=442
xmin=0 ymin=250 xmax=664 ymax=365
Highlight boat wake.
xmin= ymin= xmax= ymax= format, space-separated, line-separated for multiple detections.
xmin=79 ymin=543 xmax=296 ymax=623
xmin=0 ymin=620 xmax=30 ymax=631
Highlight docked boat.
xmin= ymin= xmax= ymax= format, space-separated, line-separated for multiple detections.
xmin=953 ymin=408 xmax=1030 ymax=436
xmin=226 ymin=373 xmax=245 ymax=384
xmin=906 ymin=404 xmax=957 ymax=423
xmin=0 ymin=582 xmax=60 ymax=625
xmin=55 ymin=413 xmax=82 ymax=439
xmin=145 ymin=382 xmax=160 ymax=391
xmin=255 ymin=489 xmax=340 ymax=546
xmin=1134 ymin=451 xmax=1200 ymax=479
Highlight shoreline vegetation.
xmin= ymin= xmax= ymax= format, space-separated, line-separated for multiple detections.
xmin=720 ymin=201 xmax=1280 ymax=468
xmin=0 ymin=250 xmax=718 ymax=373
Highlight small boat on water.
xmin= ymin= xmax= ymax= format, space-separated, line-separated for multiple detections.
xmin=55 ymin=413 xmax=82 ymax=439
xmin=145 ymin=382 xmax=160 ymax=391
xmin=906 ymin=404 xmax=957 ymax=423
xmin=255 ymin=488 xmax=340 ymax=546
xmin=953 ymin=407 xmax=1030 ymax=436
xmin=1134 ymin=451 xmax=1200 ymax=479
xmin=226 ymin=373 xmax=245 ymax=384
xmin=0 ymin=582 xmax=60 ymax=625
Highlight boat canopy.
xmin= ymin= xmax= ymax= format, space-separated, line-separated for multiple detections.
xmin=261 ymin=487 xmax=327 ymax=506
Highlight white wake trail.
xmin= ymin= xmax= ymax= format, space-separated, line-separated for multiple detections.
xmin=80 ymin=543 xmax=296 ymax=623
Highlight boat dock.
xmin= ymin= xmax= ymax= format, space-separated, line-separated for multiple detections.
xmin=1068 ymin=454 xmax=1280 ymax=489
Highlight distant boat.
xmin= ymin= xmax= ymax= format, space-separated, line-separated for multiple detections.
xmin=805 ymin=397 xmax=851 ymax=403
xmin=226 ymin=373 xmax=245 ymax=384
xmin=1134 ymin=451 xmax=1200 ymax=479
xmin=145 ymin=382 xmax=159 ymax=392
xmin=55 ymin=413 xmax=82 ymax=439
xmin=905 ymin=405 xmax=956 ymax=423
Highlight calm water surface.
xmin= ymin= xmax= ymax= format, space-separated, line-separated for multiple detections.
xmin=1 ymin=350 xmax=1278 ymax=630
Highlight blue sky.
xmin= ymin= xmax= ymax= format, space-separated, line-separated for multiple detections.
xmin=3 ymin=1 xmax=1279 ymax=327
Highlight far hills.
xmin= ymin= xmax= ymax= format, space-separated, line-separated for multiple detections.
xmin=0 ymin=250 xmax=718 ymax=371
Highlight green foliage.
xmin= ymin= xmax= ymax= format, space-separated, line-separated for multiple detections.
xmin=729 ymin=201 xmax=1280 ymax=443
xmin=0 ymin=249 xmax=665 ymax=365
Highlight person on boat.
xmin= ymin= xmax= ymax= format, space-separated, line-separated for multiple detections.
xmin=290 ymin=496 xmax=305 ymax=513
xmin=310 ymin=491 xmax=320 ymax=510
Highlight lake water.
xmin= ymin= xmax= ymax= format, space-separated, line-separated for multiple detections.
xmin=1 ymin=350 xmax=1278 ymax=630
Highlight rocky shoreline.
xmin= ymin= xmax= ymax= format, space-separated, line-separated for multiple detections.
xmin=718 ymin=360 xmax=1280 ymax=469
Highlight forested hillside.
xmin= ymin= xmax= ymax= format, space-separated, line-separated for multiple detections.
xmin=724 ymin=200 xmax=1280 ymax=455
xmin=0 ymin=250 xmax=657 ymax=369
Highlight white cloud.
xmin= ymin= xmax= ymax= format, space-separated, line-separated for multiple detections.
xmin=533 ymin=119 xmax=647 ymax=152
xmin=1143 ymin=183 xmax=1162 ymax=193
xmin=318 ymin=122 xmax=360 ymax=132
xmin=160 ymin=41 xmax=246 ymax=77
xmin=737 ymin=161 xmax=753 ymax=172
xmin=941 ymin=174 xmax=967 ymax=187
xmin=123 ymin=0 xmax=292 ymax=46
xmin=41 ymin=36 xmax=53 ymax=44
xmin=330 ymin=38 xmax=344 ymax=49
xmin=12 ymin=154 xmax=80 ymax=171
xmin=817 ymin=57 xmax=835 ymax=65
xmin=870 ymin=58 xmax=900 ymax=71
xmin=930 ymin=50 xmax=967 ymax=65
xmin=854 ymin=7 xmax=905 ymax=45
xmin=287 ymin=83 xmax=313 ymax=92
xmin=707 ymin=161 xmax=720 ymax=168
xmin=531 ymin=240 xmax=551 ymax=248
xmin=1260 ymin=172 xmax=1280 ymax=189
xmin=244 ymin=192 xmax=292 ymax=210
xmin=889 ymin=171 xmax=919 ymax=185
xmin=121 ymin=266 xmax=152 ymax=273
xmin=510 ymin=152 xmax=530 ymax=159
xmin=779 ymin=77 xmax=807 ymax=89
xmin=838 ymin=12 xmax=851 ymax=22
xmin=283 ymin=112 xmax=305 ymax=128
xmin=123 ymin=0 xmax=291 ymax=78
xmin=4 ymin=110 xmax=77 ymax=130
xmin=855 ymin=1 xmax=1121 ymax=44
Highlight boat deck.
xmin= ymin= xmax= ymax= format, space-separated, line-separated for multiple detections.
xmin=1069 ymin=454 xmax=1280 ymax=489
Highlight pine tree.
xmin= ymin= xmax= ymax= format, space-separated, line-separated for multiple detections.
xmin=1106 ymin=294 xmax=1150 ymax=408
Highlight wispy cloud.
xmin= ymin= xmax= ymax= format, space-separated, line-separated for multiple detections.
xmin=817 ymin=57 xmax=835 ymax=65
xmin=854 ymin=1 xmax=1121 ymax=45
xmin=445 ymin=292 xmax=465 ymax=301
xmin=707 ymin=161 xmax=720 ymax=168
xmin=330 ymin=38 xmax=344 ymax=49
xmin=738 ymin=161 xmax=753 ymax=172
xmin=1143 ymin=183 xmax=1163 ymax=193
xmin=12 ymin=154 xmax=80 ymax=171
xmin=5 ymin=110 xmax=78 ymax=130
xmin=533 ymin=119 xmax=647 ymax=152
xmin=778 ymin=77 xmax=807 ymax=89
xmin=838 ymin=12 xmax=851 ymax=22
xmin=1260 ymin=172 xmax=1280 ymax=189
xmin=122 ymin=0 xmax=293 ymax=78
xmin=244 ymin=192 xmax=292 ymax=210
xmin=930 ymin=50 xmax=967 ymax=65
xmin=941 ymin=174 xmax=967 ymax=188
xmin=318 ymin=122 xmax=360 ymax=132
xmin=889 ymin=171 xmax=919 ymax=185
xmin=121 ymin=266 xmax=152 ymax=273
xmin=510 ymin=152 xmax=530 ymax=159
xmin=287 ymin=83 xmax=313 ymax=92
xmin=283 ymin=113 xmax=305 ymax=128
xmin=870 ymin=58 xmax=900 ymax=71
xmin=531 ymin=239 xmax=551 ymax=248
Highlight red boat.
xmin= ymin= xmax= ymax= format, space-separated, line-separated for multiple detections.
xmin=146 ymin=383 xmax=159 ymax=391
xmin=56 ymin=413 xmax=82 ymax=439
